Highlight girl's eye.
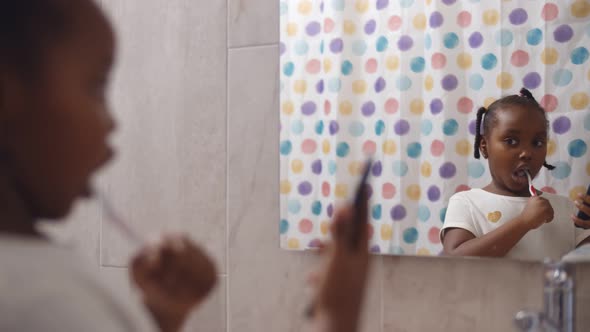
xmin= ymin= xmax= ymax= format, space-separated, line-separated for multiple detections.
xmin=534 ymin=140 xmax=546 ymax=148
xmin=504 ymin=138 xmax=518 ymax=146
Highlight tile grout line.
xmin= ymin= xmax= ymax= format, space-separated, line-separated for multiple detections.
xmin=380 ymin=257 xmax=384 ymax=332
xmin=225 ymin=1 xmax=231 ymax=331
xmin=228 ymin=42 xmax=279 ymax=50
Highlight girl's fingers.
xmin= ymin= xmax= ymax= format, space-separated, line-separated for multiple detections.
xmin=573 ymin=214 xmax=590 ymax=229
xmin=578 ymin=193 xmax=590 ymax=205
xmin=575 ymin=199 xmax=590 ymax=215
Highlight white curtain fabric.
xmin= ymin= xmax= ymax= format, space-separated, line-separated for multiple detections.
xmin=280 ymin=0 xmax=590 ymax=255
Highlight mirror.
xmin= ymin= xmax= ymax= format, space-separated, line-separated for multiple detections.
xmin=279 ymin=1 xmax=590 ymax=259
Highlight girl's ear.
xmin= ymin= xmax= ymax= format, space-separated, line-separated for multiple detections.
xmin=479 ymin=136 xmax=488 ymax=159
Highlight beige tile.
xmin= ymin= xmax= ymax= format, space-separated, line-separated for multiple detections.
xmin=382 ymin=256 xmax=542 ymax=332
xmin=227 ymin=44 xmax=277 ymax=249
xmin=182 ymin=276 xmax=227 ymax=332
xmin=575 ymin=263 xmax=590 ymax=330
xmin=228 ymin=0 xmax=279 ymax=47
xmin=39 ymin=199 xmax=101 ymax=265
xmin=228 ymin=42 xmax=288 ymax=329
xmin=227 ymin=44 xmax=307 ymax=331
xmin=359 ymin=257 xmax=383 ymax=332
xmin=227 ymin=43 xmax=380 ymax=331
xmin=229 ymin=250 xmax=318 ymax=331
xmin=98 ymin=0 xmax=227 ymax=271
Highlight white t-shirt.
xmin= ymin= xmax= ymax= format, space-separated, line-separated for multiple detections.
xmin=440 ymin=189 xmax=590 ymax=261
xmin=0 ymin=235 xmax=157 ymax=332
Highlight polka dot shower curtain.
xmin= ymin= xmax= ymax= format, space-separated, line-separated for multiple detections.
xmin=279 ymin=0 xmax=590 ymax=255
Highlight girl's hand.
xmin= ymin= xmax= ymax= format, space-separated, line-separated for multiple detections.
xmin=519 ymin=196 xmax=554 ymax=230
xmin=573 ymin=192 xmax=590 ymax=229
xmin=130 ymin=234 xmax=217 ymax=332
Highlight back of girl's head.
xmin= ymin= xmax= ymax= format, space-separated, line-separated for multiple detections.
xmin=473 ymin=88 xmax=555 ymax=170
xmin=0 ymin=0 xmax=101 ymax=78
xmin=0 ymin=1 xmax=66 ymax=75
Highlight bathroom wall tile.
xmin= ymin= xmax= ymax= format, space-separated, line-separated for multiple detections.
xmin=359 ymin=257 xmax=383 ymax=332
xmin=382 ymin=256 xmax=543 ymax=332
xmin=39 ymin=199 xmax=102 ymax=265
xmin=182 ymin=276 xmax=227 ymax=332
xmin=98 ymin=0 xmax=227 ymax=271
xmin=575 ymin=263 xmax=590 ymax=330
xmin=229 ymin=247 xmax=317 ymax=332
xmin=228 ymin=0 xmax=279 ymax=47
xmin=228 ymin=43 xmax=381 ymax=331
xmin=227 ymin=44 xmax=310 ymax=331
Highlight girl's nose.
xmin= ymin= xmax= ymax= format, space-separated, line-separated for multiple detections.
xmin=519 ymin=148 xmax=532 ymax=160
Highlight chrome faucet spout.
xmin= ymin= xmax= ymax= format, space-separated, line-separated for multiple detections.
xmin=514 ymin=260 xmax=574 ymax=332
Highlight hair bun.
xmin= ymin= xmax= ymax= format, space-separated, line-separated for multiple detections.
xmin=519 ymin=88 xmax=536 ymax=102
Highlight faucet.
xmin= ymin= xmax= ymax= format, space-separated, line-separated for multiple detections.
xmin=514 ymin=260 xmax=574 ymax=332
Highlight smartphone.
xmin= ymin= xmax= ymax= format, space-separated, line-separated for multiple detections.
xmin=576 ymin=184 xmax=590 ymax=227
xmin=349 ymin=158 xmax=372 ymax=249
xmin=304 ymin=158 xmax=372 ymax=319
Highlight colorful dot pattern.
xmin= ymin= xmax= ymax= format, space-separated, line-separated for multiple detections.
xmin=280 ymin=1 xmax=590 ymax=255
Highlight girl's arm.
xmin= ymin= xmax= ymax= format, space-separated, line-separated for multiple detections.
xmin=443 ymin=196 xmax=554 ymax=257
xmin=443 ymin=218 xmax=530 ymax=257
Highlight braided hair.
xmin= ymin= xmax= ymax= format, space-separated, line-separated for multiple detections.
xmin=473 ymin=87 xmax=556 ymax=170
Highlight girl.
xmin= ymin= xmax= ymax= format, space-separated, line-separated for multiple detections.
xmin=441 ymin=88 xmax=590 ymax=260
xmin=0 ymin=1 xmax=218 ymax=331
xmin=0 ymin=1 xmax=370 ymax=331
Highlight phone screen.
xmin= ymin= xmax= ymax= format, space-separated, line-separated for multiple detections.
xmin=576 ymin=184 xmax=590 ymax=222
xmin=350 ymin=158 xmax=372 ymax=248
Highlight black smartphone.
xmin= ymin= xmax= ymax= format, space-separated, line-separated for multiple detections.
xmin=576 ymin=184 xmax=590 ymax=226
xmin=349 ymin=158 xmax=372 ymax=249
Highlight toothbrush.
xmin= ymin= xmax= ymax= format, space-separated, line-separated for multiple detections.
xmin=99 ymin=190 xmax=144 ymax=245
xmin=525 ymin=171 xmax=537 ymax=197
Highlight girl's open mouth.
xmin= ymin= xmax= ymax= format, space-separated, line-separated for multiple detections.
xmin=512 ymin=168 xmax=538 ymax=196
xmin=512 ymin=168 xmax=529 ymax=186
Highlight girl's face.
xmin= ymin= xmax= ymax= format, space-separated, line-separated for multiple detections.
xmin=0 ymin=1 xmax=116 ymax=219
xmin=480 ymin=106 xmax=548 ymax=197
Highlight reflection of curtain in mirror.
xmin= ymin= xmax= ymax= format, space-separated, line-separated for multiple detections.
xmin=280 ymin=0 xmax=590 ymax=255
